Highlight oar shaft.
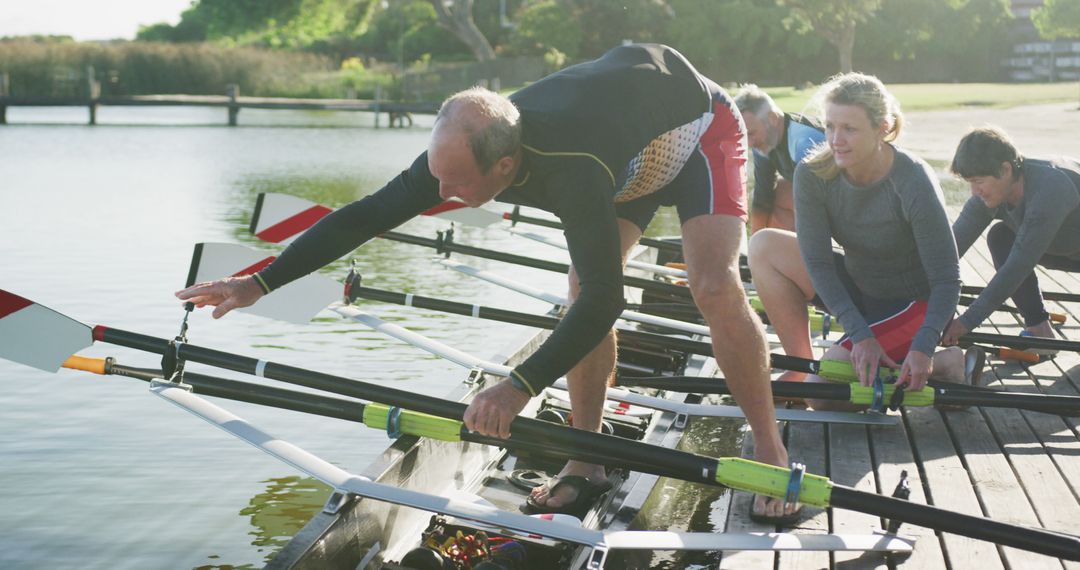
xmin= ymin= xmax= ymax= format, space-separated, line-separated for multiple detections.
xmin=380 ymin=231 xmax=693 ymax=300
xmin=350 ymin=285 xmax=713 ymax=356
xmin=111 ymin=364 xmax=371 ymax=423
xmin=830 ymin=485 xmax=1080 ymax=561
xmin=623 ymin=376 xmax=1080 ymax=415
xmin=962 ymin=284 xmax=1080 ymax=304
xmin=90 ymin=325 xmax=717 ymax=483
xmin=962 ymin=331 xmax=1080 ymax=353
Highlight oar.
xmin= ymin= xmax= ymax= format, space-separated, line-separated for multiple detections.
xmin=184 ymin=242 xmax=882 ymax=424
xmin=383 ymin=228 xmax=694 ymax=301
xmin=134 ymin=368 xmax=895 ymax=558
xmin=141 ymin=374 xmax=914 ymax=556
xmin=962 ymin=284 xmax=1080 ymax=304
xmin=961 ymin=331 xmax=1080 ymax=354
xmin=617 ymin=375 xmax=1080 ymax=416
xmin=509 ymin=227 xmax=690 ymax=279
xmin=439 ymin=259 xmax=839 ymax=339
xmin=6 ymin=290 xmax=1078 ymax=559
xmin=331 ymin=303 xmax=893 ymax=426
xmin=249 ymin=192 xmax=693 ymax=302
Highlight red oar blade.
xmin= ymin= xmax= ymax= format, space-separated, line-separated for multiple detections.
xmin=250 ymin=193 xmax=503 ymax=246
xmin=421 ymin=200 xmax=503 ymax=227
xmin=0 ymin=290 xmax=93 ymax=372
xmin=188 ymin=243 xmax=342 ymax=324
xmin=250 ymin=193 xmax=332 ymax=246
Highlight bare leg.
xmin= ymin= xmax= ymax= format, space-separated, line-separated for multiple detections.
xmin=767 ymin=178 xmax=796 ymax=232
xmin=747 ymin=229 xmax=815 ymax=382
xmin=529 ymin=219 xmax=642 ymax=509
xmin=682 ymin=214 xmax=795 ymax=519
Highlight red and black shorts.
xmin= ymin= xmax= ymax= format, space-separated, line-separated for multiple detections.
xmin=812 ymin=253 xmax=929 ymax=362
xmin=614 ymin=79 xmax=748 ymax=231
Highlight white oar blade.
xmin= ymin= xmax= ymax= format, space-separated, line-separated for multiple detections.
xmin=250 ymin=192 xmax=332 ymax=246
xmin=189 ymin=243 xmax=341 ymax=324
xmin=0 ymin=290 xmax=92 ymax=372
xmin=421 ymin=201 xmax=504 ymax=227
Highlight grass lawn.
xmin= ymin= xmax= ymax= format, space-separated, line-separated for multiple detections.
xmin=766 ymin=82 xmax=1079 ymax=113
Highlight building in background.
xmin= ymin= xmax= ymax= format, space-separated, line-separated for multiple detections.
xmin=1005 ymin=0 xmax=1080 ymax=81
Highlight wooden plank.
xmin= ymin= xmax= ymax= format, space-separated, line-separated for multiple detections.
xmin=829 ymin=423 xmax=888 ymax=569
xmin=777 ymin=420 xmax=830 ymax=569
xmin=720 ymin=426 xmax=780 ymax=569
xmin=959 ymin=244 xmax=1080 ymax=569
xmin=869 ymin=412 xmax=951 ymax=569
xmin=904 ymin=407 xmax=1005 ymax=568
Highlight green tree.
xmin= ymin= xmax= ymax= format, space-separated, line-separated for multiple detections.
xmin=665 ymin=0 xmax=829 ymax=84
xmin=1032 ymin=0 xmax=1080 ymax=40
xmin=508 ymin=0 xmax=582 ymax=58
xmin=428 ymin=0 xmax=496 ymax=61
xmin=777 ymin=0 xmax=883 ymax=73
xmin=856 ymin=0 xmax=1011 ymax=81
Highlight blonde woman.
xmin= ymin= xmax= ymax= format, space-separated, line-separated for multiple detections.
xmin=748 ymin=73 xmax=975 ymax=414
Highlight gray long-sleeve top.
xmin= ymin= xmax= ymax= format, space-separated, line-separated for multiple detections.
xmin=952 ymin=156 xmax=1080 ymax=329
xmin=794 ymin=147 xmax=961 ymax=356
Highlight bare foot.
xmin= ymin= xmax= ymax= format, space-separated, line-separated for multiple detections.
xmin=930 ymin=346 xmax=965 ymax=384
xmin=528 ymin=460 xmax=606 ymax=509
xmin=751 ymin=441 xmax=800 ymax=520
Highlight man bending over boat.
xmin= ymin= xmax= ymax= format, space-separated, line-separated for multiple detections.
xmin=942 ymin=126 xmax=1080 ymax=347
xmin=176 ymin=44 xmax=793 ymax=522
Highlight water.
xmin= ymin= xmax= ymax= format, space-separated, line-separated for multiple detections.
xmin=0 ymin=107 xmax=684 ymax=569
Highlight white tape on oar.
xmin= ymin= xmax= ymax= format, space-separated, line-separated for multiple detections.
xmin=254 ymin=360 xmax=268 ymax=378
xmin=153 ymin=385 xmax=913 ymax=558
xmin=404 ymin=293 xmax=414 ymax=307
xmin=333 ymin=305 xmax=895 ymax=426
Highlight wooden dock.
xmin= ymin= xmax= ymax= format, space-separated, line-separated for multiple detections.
xmin=723 ymin=207 xmax=1080 ymax=569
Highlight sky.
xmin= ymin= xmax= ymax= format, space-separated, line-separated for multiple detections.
xmin=0 ymin=0 xmax=193 ymax=41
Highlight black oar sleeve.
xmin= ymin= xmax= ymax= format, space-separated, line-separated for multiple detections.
xmin=259 ymin=153 xmax=442 ymax=291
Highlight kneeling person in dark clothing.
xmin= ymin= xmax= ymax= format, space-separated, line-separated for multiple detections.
xmin=942 ymin=126 xmax=1080 ymax=345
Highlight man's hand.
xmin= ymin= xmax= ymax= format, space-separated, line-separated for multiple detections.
xmin=850 ymin=337 xmax=900 ymax=386
xmin=175 ymin=276 xmax=265 ymax=319
xmin=897 ymin=350 xmax=932 ymax=391
xmin=463 ymin=380 xmax=531 ymax=439
xmin=941 ymin=319 xmax=970 ymax=346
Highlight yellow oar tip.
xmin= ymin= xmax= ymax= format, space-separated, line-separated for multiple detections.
xmin=62 ymin=355 xmax=108 ymax=375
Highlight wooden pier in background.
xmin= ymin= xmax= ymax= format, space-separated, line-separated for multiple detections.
xmin=0 ymin=74 xmax=436 ymax=128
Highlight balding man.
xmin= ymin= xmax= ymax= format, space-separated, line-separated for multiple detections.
xmin=734 ymin=84 xmax=824 ymax=234
xmin=177 ymin=44 xmax=795 ymax=523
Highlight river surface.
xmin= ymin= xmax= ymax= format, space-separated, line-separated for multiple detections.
xmin=0 ymin=107 xmax=686 ymax=569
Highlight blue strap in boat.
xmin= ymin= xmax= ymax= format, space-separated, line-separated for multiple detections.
xmin=785 ymin=462 xmax=806 ymax=508
xmin=386 ymin=406 xmax=403 ymax=439
xmin=869 ymin=374 xmax=886 ymax=414
xmin=821 ymin=313 xmax=832 ymax=339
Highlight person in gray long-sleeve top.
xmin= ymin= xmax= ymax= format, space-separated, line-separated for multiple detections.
xmin=942 ymin=126 xmax=1080 ymax=346
xmin=749 ymin=73 xmax=972 ymax=405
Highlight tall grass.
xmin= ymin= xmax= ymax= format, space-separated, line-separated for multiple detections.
xmin=0 ymin=41 xmax=346 ymax=98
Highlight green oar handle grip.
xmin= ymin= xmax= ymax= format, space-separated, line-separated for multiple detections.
xmin=818 ymin=359 xmax=900 ymax=385
xmin=363 ymin=404 xmax=463 ymax=442
xmin=848 ymin=384 xmax=935 ymax=407
xmin=715 ymin=458 xmax=831 ymax=507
